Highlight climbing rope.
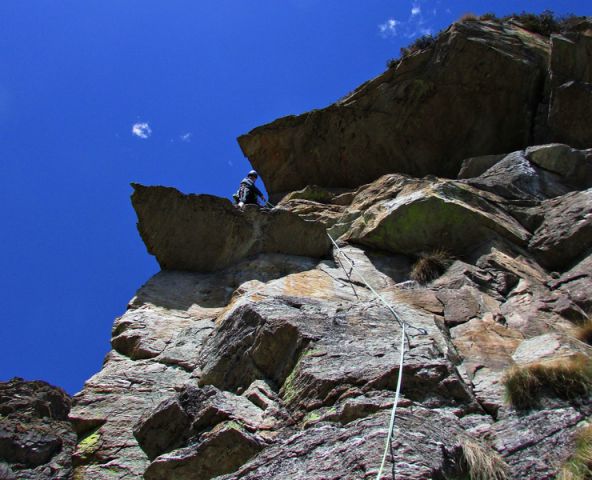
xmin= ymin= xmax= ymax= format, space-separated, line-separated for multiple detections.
xmin=326 ymin=232 xmax=412 ymax=480
xmin=266 ymin=200 xmax=427 ymax=479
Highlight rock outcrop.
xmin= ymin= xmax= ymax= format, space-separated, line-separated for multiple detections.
xmin=132 ymin=184 xmax=330 ymax=272
xmin=69 ymin=140 xmax=592 ymax=479
xmin=238 ymin=20 xmax=592 ymax=199
xmin=5 ymin=15 xmax=591 ymax=480
xmin=0 ymin=378 xmax=76 ymax=480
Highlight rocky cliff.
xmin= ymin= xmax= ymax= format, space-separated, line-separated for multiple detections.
xmin=3 ymin=16 xmax=592 ymax=480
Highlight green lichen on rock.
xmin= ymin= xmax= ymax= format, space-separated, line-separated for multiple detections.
xmin=363 ymin=196 xmax=479 ymax=255
xmin=75 ymin=429 xmax=102 ymax=464
xmin=280 ymin=364 xmax=302 ymax=405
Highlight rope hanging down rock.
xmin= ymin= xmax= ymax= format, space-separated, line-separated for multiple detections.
xmin=325 ymin=232 xmax=427 ymax=480
xmin=263 ymin=201 xmax=426 ymax=478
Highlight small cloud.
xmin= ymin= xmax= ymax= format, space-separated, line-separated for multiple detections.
xmin=180 ymin=132 xmax=192 ymax=143
xmin=411 ymin=5 xmax=421 ymax=16
xmin=379 ymin=18 xmax=399 ymax=37
xmin=132 ymin=122 xmax=152 ymax=139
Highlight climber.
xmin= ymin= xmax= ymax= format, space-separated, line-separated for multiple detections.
xmin=234 ymin=170 xmax=266 ymax=208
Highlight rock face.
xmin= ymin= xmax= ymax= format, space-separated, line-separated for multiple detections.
xmin=0 ymin=378 xmax=76 ymax=480
xmin=52 ymin=15 xmax=592 ymax=480
xmin=238 ymin=20 xmax=592 ymax=199
xmin=132 ymin=183 xmax=330 ymax=272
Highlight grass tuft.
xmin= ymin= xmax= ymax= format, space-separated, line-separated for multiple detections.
xmin=558 ymin=425 xmax=592 ymax=480
xmin=409 ymin=250 xmax=451 ymax=284
xmin=460 ymin=438 xmax=508 ymax=480
xmin=503 ymin=355 xmax=592 ymax=410
xmin=576 ymin=319 xmax=592 ymax=346
xmin=459 ymin=13 xmax=478 ymax=22
xmin=479 ymin=12 xmax=499 ymax=22
xmin=399 ymin=34 xmax=436 ymax=58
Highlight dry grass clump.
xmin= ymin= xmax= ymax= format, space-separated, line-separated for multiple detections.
xmin=460 ymin=438 xmax=508 ymax=480
xmin=479 ymin=12 xmax=499 ymax=22
xmin=459 ymin=13 xmax=478 ymax=22
xmin=557 ymin=425 xmax=592 ymax=480
xmin=399 ymin=34 xmax=437 ymax=58
xmin=576 ymin=319 xmax=592 ymax=346
xmin=409 ymin=250 xmax=451 ymax=284
xmin=503 ymin=355 xmax=592 ymax=410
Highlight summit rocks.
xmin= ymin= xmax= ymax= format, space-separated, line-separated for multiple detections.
xmin=239 ymin=20 xmax=592 ymax=199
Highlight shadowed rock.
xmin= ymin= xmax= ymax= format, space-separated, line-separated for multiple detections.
xmin=239 ymin=20 xmax=553 ymax=198
xmin=529 ymin=189 xmax=592 ymax=269
xmin=0 ymin=378 xmax=76 ymax=480
xmin=549 ymin=33 xmax=592 ymax=148
xmin=131 ymin=184 xmax=330 ymax=272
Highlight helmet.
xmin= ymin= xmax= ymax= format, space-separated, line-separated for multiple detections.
xmin=248 ymin=170 xmax=258 ymax=178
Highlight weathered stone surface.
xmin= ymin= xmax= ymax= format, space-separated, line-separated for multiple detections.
xmin=435 ymin=287 xmax=487 ymax=326
xmin=144 ymin=423 xmax=265 ymax=480
xmin=529 ymin=189 xmax=592 ymax=269
xmin=69 ymin=353 xmax=191 ymax=479
xmin=0 ymin=378 xmax=76 ymax=480
xmin=493 ymin=407 xmax=589 ymax=479
xmin=132 ymin=184 xmax=330 ymax=272
xmin=511 ymin=333 xmax=592 ymax=365
xmin=525 ymin=143 xmax=592 ymax=189
xmin=346 ymin=181 xmax=530 ymax=256
xmin=457 ymin=153 xmax=506 ymax=179
xmin=552 ymin=251 xmax=592 ymax=311
xmin=549 ymin=33 xmax=592 ymax=148
xmin=466 ymin=150 xmax=573 ymax=201
xmin=238 ymin=20 xmax=550 ymax=197
xmin=220 ymin=407 xmax=489 ymax=480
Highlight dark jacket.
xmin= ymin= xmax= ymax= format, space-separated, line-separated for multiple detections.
xmin=238 ymin=177 xmax=263 ymax=204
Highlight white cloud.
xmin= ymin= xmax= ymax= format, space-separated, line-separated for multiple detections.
xmin=380 ymin=1 xmax=438 ymax=40
xmin=180 ymin=132 xmax=192 ymax=143
xmin=132 ymin=122 xmax=152 ymax=139
xmin=379 ymin=18 xmax=400 ymax=37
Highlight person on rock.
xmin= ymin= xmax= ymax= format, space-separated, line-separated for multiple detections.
xmin=235 ymin=170 xmax=266 ymax=208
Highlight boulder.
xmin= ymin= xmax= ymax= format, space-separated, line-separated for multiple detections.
xmin=238 ymin=20 xmax=550 ymax=197
xmin=131 ymin=184 xmax=330 ymax=272
xmin=551 ymin=252 xmax=592 ymax=311
xmin=525 ymin=144 xmax=592 ymax=189
xmin=457 ymin=153 xmax=506 ymax=179
xmin=0 ymin=379 xmax=76 ymax=480
xmin=144 ymin=423 xmax=264 ymax=480
xmin=529 ymin=189 xmax=592 ymax=269
xmin=466 ymin=150 xmax=573 ymax=201
xmin=511 ymin=333 xmax=592 ymax=366
xmin=345 ymin=181 xmax=530 ymax=256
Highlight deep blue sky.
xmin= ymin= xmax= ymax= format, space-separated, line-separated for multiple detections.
xmin=1 ymin=1 xmax=589 ymax=395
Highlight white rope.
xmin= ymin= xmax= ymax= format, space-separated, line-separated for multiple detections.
xmin=325 ymin=232 xmax=407 ymax=480
xmin=265 ymin=201 xmax=417 ymax=479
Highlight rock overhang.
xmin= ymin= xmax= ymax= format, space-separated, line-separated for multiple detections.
xmin=238 ymin=20 xmax=592 ymax=200
xmin=131 ymin=183 xmax=331 ymax=273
